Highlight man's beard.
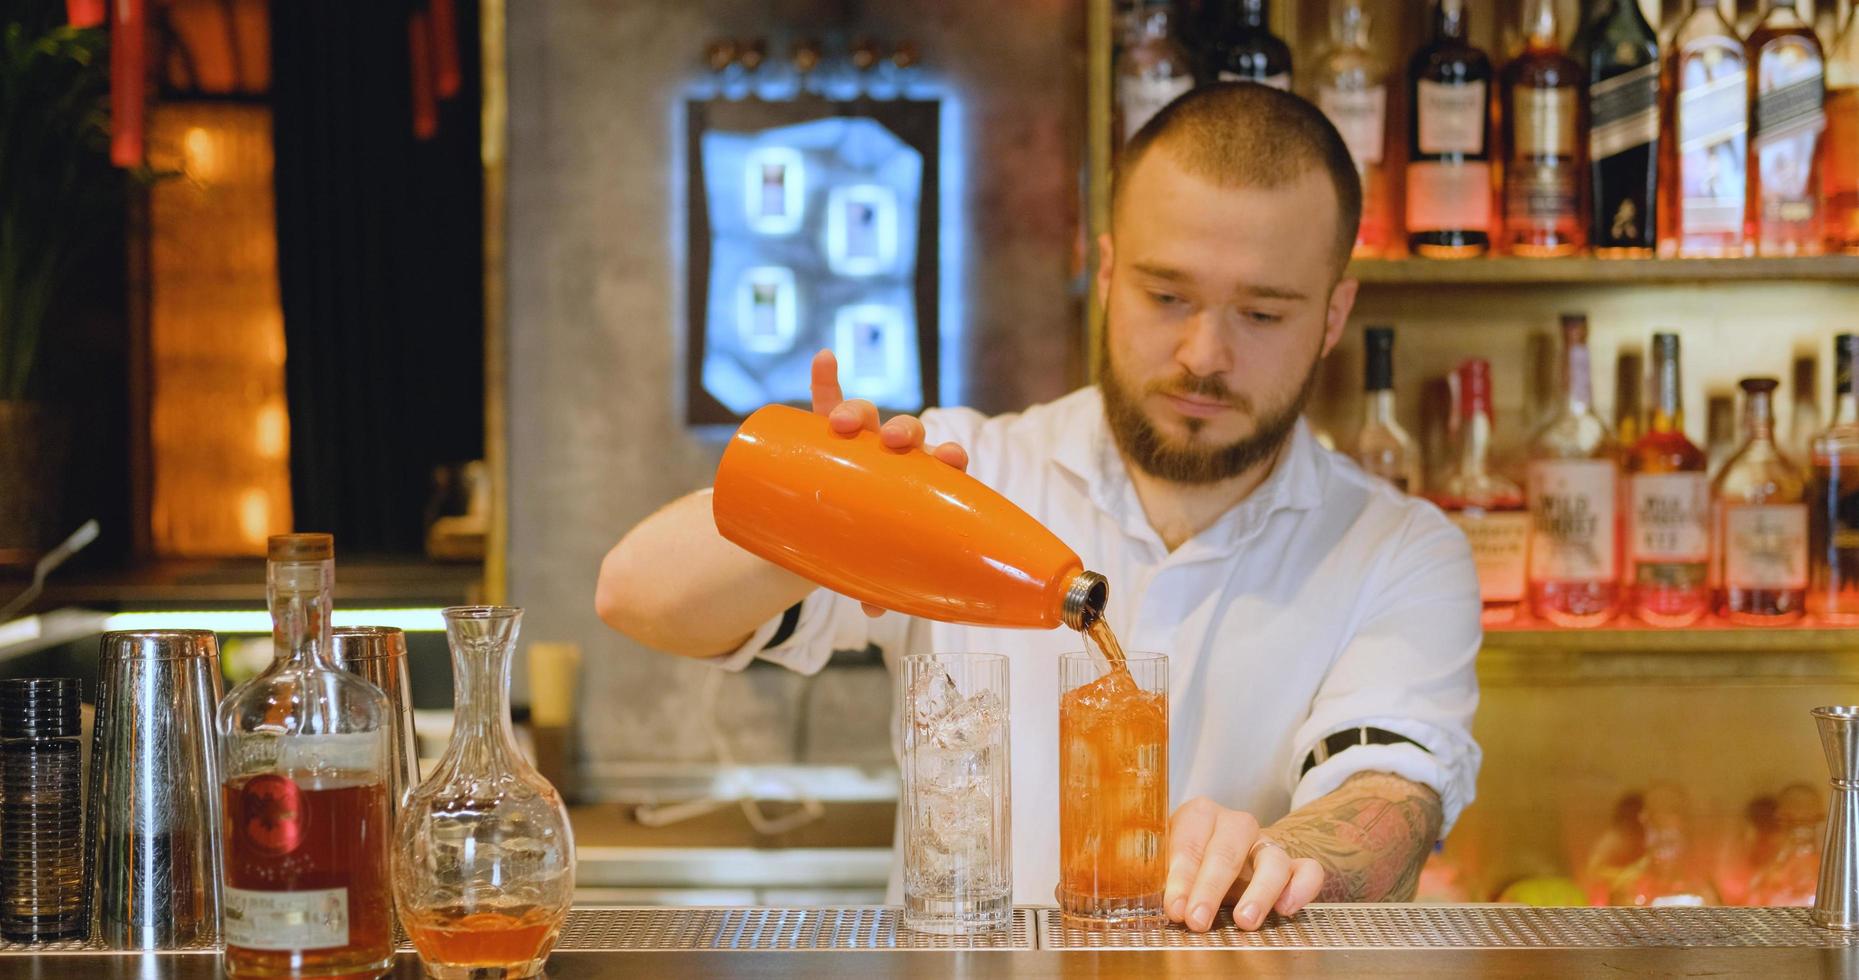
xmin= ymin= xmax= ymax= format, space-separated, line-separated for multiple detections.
xmin=1098 ymin=340 xmax=1321 ymax=486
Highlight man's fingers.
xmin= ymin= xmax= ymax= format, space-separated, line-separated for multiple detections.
xmin=809 ymin=350 xmax=844 ymax=415
xmin=827 ymin=398 xmax=880 ymax=437
xmin=1164 ymin=798 xmax=1220 ymax=923
xmin=930 ymin=442 xmax=969 ymax=472
xmin=879 ymin=415 xmax=926 ymax=450
xmin=861 ymin=602 xmax=886 ymax=618
xmin=1232 ymin=845 xmax=1292 ymax=931
xmin=1183 ymin=810 xmax=1258 ymax=932
xmin=1276 ymin=858 xmax=1326 ymax=917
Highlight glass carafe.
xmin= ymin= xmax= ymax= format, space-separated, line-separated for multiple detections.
xmin=393 ymin=607 xmax=574 ymax=980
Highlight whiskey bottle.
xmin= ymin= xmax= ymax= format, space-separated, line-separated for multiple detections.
xmin=1352 ymin=326 xmax=1421 ymax=493
xmin=1811 ymin=333 xmax=1859 ymax=622
xmin=1209 ymin=0 xmax=1291 ymax=89
xmin=1527 ymin=314 xmax=1621 ymax=627
xmin=1312 ymin=0 xmax=1391 ymax=256
xmin=217 ymin=535 xmax=395 ymax=978
xmin=1577 ymin=0 xmax=1661 ymax=257
xmin=1830 ymin=7 xmax=1859 ymax=252
xmin=1748 ymin=0 xmax=1827 ymax=255
xmin=1714 ymin=378 xmax=1811 ymax=623
xmin=1406 ymin=0 xmax=1494 ymax=258
xmin=1504 ymin=0 xmax=1586 ymax=256
xmin=1116 ymin=0 xmax=1197 ymax=145
xmin=1661 ymin=0 xmax=1751 ymax=257
xmin=1625 ymin=333 xmax=1711 ymax=626
xmin=1430 ymin=359 xmax=1529 ymax=624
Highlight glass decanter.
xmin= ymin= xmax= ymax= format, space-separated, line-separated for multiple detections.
xmin=394 ymin=607 xmax=574 ymax=979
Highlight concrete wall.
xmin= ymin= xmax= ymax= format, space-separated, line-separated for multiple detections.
xmin=503 ymin=1 xmax=1085 ymax=769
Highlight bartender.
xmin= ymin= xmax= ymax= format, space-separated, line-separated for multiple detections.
xmin=597 ymin=83 xmax=1481 ymax=934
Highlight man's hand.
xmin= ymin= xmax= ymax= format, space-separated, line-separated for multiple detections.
xmin=1165 ymin=797 xmax=1325 ymax=933
xmin=809 ymin=349 xmax=968 ymax=618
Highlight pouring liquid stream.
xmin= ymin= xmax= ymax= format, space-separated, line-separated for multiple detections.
xmin=1085 ymin=617 xmax=1129 ymax=673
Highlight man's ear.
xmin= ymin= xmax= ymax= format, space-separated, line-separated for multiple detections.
xmin=1095 ymin=232 xmax=1116 ymax=311
xmin=1321 ymin=277 xmax=1359 ymax=358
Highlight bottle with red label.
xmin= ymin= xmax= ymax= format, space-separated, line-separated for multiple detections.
xmin=216 ymin=535 xmax=395 ymax=978
xmin=1715 ymin=379 xmax=1812 ymax=623
xmin=1430 ymin=359 xmax=1528 ymax=624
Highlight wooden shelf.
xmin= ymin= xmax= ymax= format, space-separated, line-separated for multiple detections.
xmin=1483 ymin=623 xmax=1859 ymax=654
xmin=1348 ymin=255 xmax=1859 ymax=286
xmin=2 ymin=557 xmax=483 ymax=609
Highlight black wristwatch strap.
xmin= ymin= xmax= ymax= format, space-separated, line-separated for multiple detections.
xmin=762 ymin=602 xmax=803 ymax=650
xmin=1300 ymin=727 xmax=1428 ymax=777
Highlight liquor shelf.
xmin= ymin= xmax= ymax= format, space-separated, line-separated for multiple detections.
xmin=1483 ymin=623 xmax=1859 ymax=654
xmin=1348 ymin=254 xmax=1859 ymax=286
xmin=0 ymin=905 xmax=1850 ymax=978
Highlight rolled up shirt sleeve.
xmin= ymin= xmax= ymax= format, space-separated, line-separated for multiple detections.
xmin=1285 ymin=509 xmax=1483 ymax=836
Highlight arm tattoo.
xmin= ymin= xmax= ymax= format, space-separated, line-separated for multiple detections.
xmin=1265 ymin=771 xmax=1444 ymax=902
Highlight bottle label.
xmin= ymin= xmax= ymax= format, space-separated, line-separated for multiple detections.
xmin=1528 ymin=459 xmax=1618 ymax=582
xmin=1319 ymin=84 xmax=1387 ymax=166
xmin=1451 ymin=510 xmax=1529 ymax=603
xmin=1406 ymin=160 xmax=1493 ymax=233
xmin=1754 ymin=36 xmax=1825 ymax=213
xmin=1514 ymin=86 xmax=1576 ymax=158
xmin=226 ymin=732 xmax=384 ymax=778
xmin=1506 ymin=161 xmax=1578 ymax=222
xmin=1217 ymin=71 xmax=1291 ymax=91
xmin=1119 ymin=74 xmax=1195 ymax=143
xmin=1629 ymin=472 xmax=1711 ymax=575
xmin=1724 ymin=503 xmax=1809 ymax=589
xmin=223 ymin=886 xmax=350 ymax=951
xmin=1590 ymin=62 xmax=1660 ymax=160
xmin=1418 ymin=80 xmax=1488 ymax=155
xmin=1676 ymin=38 xmax=1749 ymax=235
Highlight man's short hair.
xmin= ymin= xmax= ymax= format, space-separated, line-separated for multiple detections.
xmin=1112 ymin=82 xmax=1364 ymax=274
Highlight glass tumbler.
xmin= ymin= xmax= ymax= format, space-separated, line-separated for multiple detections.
xmin=1058 ymin=650 xmax=1168 ymax=927
xmin=900 ymin=653 xmax=1011 ymax=934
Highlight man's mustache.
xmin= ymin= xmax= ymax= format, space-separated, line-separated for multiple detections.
xmin=1148 ymin=373 xmax=1252 ymax=412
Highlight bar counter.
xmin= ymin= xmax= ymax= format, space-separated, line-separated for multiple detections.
xmin=0 ymin=904 xmax=1853 ymax=978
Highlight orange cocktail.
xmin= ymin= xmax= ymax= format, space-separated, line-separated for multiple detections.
xmin=1058 ymin=650 xmax=1168 ymax=926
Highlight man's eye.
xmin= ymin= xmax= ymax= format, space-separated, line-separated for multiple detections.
xmin=1246 ymin=311 xmax=1284 ymax=325
xmin=1148 ymin=291 xmax=1184 ymax=307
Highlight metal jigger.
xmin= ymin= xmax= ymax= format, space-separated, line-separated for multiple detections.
xmin=1813 ymin=706 xmax=1859 ymax=929
xmin=87 ymin=630 xmax=225 ymax=949
xmin=330 ymin=627 xmax=421 ymax=816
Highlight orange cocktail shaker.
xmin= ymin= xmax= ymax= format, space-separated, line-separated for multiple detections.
xmin=713 ymin=405 xmax=1107 ymax=630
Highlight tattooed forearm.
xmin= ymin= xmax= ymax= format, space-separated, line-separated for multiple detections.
xmin=1264 ymin=771 xmax=1443 ymax=902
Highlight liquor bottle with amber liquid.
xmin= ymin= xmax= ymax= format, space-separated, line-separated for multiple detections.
xmin=1209 ymin=0 xmax=1292 ymax=89
xmin=218 ymin=535 xmax=395 ymax=978
xmin=1811 ymin=333 xmax=1859 ymax=622
xmin=1353 ymin=326 xmax=1420 ymax=492
xmin=1312 ymin=0 xmax=1392 ymax=257
xmin=1430 ymin=359 xmax=1529 ymax=624
xmin=1828 ymin=7 xmax=1859 ymax=252
xmin=1660 ymin=0 xmax=1751 ymax=256
xmin=1748 ymin=0 xmax=1828 ymax=255
xmin=1504 ymin=0 xmax=1586 ymax=256
xmin=1527 ymin=314 xmax=1621 ymax=627
xmin=1715 ymin=378 xmax=1811 ymax=623
xmin=1576 ymin=0 xmax=1661 ymax=257
xmin=1407 ymin=0 xmax=1493 ymax=258
xmin=1626 ymin=333 xmax=1712 ymax=626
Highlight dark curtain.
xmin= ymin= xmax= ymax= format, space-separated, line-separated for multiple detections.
xmin=269 ymin=0 xmax=484 ymax=554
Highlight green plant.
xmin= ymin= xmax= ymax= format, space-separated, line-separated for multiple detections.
xmin=0 ymin=11 xmax=115 ymax=401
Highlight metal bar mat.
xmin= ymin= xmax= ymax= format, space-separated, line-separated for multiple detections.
xmin=555 ymin=905 xmax=1034 ymax=951
xmin=1038 ymin=905 xmax=1859 ymax=949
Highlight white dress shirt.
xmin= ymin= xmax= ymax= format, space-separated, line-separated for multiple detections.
xmin=714 ymin=386 xmax=1483 ymax=905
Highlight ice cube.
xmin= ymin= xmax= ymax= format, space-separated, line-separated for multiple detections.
xmin=1110 ymin=828 xmax=1162 ymax=875
xmin=930 ymin=689 xmax=1003 ymax=750
xmin=908 ymin=666 xmax=961 ymax=730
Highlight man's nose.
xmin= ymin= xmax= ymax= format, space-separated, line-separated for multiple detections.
xmin=1176 ymin=309 xmax=1235 ymax=378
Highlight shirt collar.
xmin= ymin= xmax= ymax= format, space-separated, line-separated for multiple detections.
xmin=1057 ymin=388 xmax=1328 ymax=553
